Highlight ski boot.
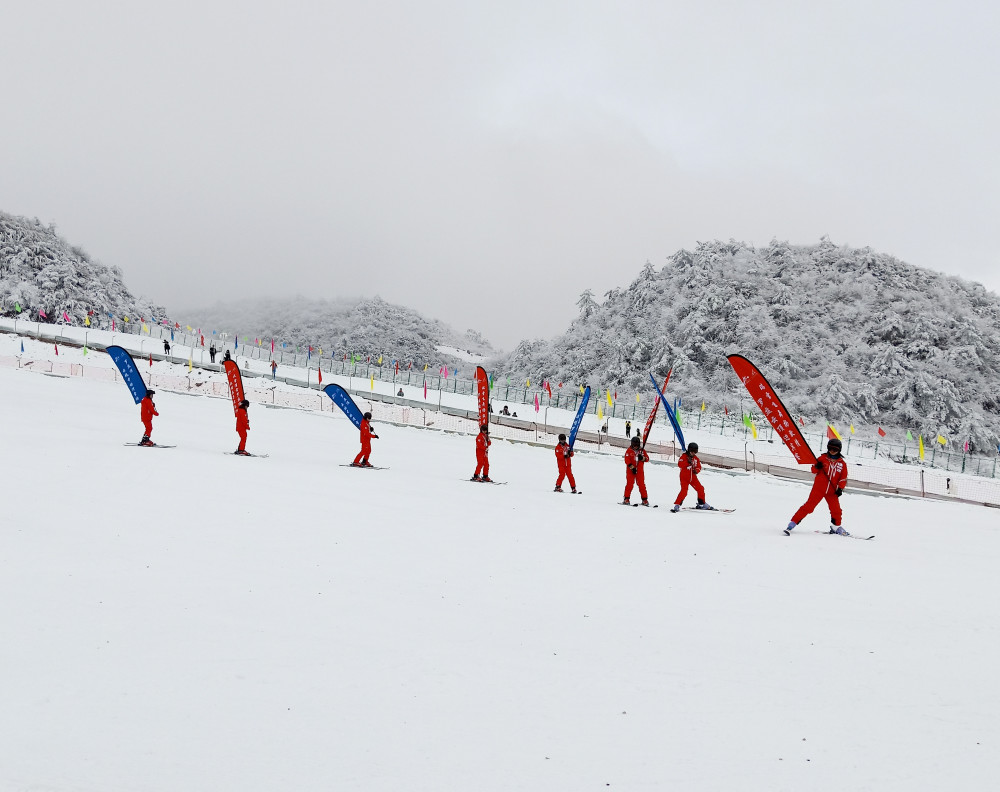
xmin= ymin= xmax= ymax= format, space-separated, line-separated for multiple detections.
xmin=831 ymin=524 xmax=850 ymax=536
xmin=471 ymin=474 xmax=481 ymax=481
xmin=622 ymin=497 xmax=631 ymax=505
xmin=670 ymin=504 xmax=681 ymax=513
xmin=554 ymin=486 xmax=563 ymax=492
xmin=640 ymin=499 xmax=650 ymax=507
xmin=481 ymin=476 xmax=493 ymax=483
xmin=783 ymin=521 xmax=797 ymax=536
xmin=139 ymin=435 xmax=154 ymax=447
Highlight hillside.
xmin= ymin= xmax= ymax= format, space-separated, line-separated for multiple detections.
xmin=0 ymin=211 xmax=165 ymax=323
xmin=179 ymin=295 xmax=496 ymax=369
xmin=494 ymin=238 xmax=1000 ymax=449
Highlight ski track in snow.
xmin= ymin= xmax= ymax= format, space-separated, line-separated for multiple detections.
xmin=0 ymin=351 xmax=998 ymax=791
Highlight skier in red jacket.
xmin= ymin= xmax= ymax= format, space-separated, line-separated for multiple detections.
xmin=785 ymin=438 xmax=849 ymax=535
xmin=473 ymin=424 xmax=492 ymax=482
xmin=623 ymin=436 xmax=649 ymax=505
xmin=235 ymin=399 xmax=250 ymax=455
xmin=352 ymin=412 xmax=379 ymax=467
xmin=139 ymin=389 xmax=158 ymax=446
xmin=554 ymin=433 xmax=577 ymax=493
xmin=671 ymin=442 xmax=712 ymax=511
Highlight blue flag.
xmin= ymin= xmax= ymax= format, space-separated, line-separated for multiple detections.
xmin=568 ymin=386 xmax=591 ymax=449
xmin=649 ymin=373 xmax=685 ymax=449
xmin=107 ymin=345 xmax=148 ymax=404
xmin=235 ymin=337 xmax=239 ymax=350
xmin=323 ymin=384 xmax=363 ymax=429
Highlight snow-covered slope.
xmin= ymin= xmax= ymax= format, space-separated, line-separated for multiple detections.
xmin=0 ymin=210 xmax=166 ymax=324
xmin=494 ymin=238 xmax=1000 ymax=449
xmin=1 ymin=352 xmax=998 ymax=791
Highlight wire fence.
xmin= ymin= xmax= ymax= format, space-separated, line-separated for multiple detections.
xmin=3 ymin=315 xmax=997 ymax=481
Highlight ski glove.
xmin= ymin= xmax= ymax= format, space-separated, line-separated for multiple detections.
xmin=835 ymin=487 xmax=843 ymax=497
xmin=814 ymin=460 xmax=824 ymax=471
xmin=628 ymin=465 xmax=637 ymax=473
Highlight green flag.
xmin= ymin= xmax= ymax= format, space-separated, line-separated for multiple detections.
xmin=906 ymin=430 xmax=913 ymax=441
xmin=742 ymin=414 xmax=752 ymax=428
xmin=15 ymin=302 xmax=21 ymax=313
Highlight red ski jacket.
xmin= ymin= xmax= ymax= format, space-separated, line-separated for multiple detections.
xmin=360 ymin=418 xmax=378 ymax=443
xmin=555 ymin=442 xmax=573 ymax=468
xmin=236 ymin=406 xmax=249 ymax=433
xmin=140 ymin=396 xmax=158 ymax=422
xmin=624 ymin=446 xmax=648 ymax=470
xmin=679 ymin=452 xmax=701 ymax=476
xmin=476 ymin=432 xmax=491 ymax=458
xmin=812 ymin=452 xmax=848 ymax=494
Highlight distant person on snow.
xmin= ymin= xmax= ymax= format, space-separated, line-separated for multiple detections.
xmin=271 ymin=359 xmax=278 ymax=379
xmin=352 ymin=412 xmax=379 ymax=467
xmin=223 ymin=349 xmax=231 ymax=363
xmin=671 ymin=442 xmax=711 ymax=512
xmin=501 ymin=405 xmax=510 ymax=416
xmin=163 ymin=340 xmax=171 ymax=355
xmin=235 ymin=399 xmax=250 ymax=455
xmin=623 ymin=436 xmax=649 ymax=506
xmin=554 ymin=433 xmax=577 ymax=493
xmin=209 ymin=345 xmax=217 ymax=363
xmin=139 ymin=389 xmax=158 ymax=446
xmin=625 ymin=420 xmax=632 ymax=438
xmin=472 ymin=424 xmax=492 ymax=482
xmin=397 ymin=388 xmax=404 ymax=397
xmin=785 ymin=438 xmax=849 ymax=535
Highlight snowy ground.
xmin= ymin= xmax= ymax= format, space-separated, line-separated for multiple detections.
xmin=1 ymin=355 xmax=999 ymax=791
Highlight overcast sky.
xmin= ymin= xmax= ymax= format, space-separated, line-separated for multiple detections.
xmin=3 ymin=1 xmax=997 ymax=349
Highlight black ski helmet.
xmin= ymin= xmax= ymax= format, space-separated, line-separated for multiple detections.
xmin=363 ymin=412 xmax=372 ymax=420
xmin=480 ymin=424 xmax=489 ymax=432
xmin=146 ymin=389 xmax=155 ymax=396
xmin=827 ymin=437 xmax=842 ymax=453
xmin=687 ymin=442 xmax=699 ymax=454
xmin=631 ymin=436 xmax=641 ymax=447
xmin=240 ymin=399 xmax=249 ymax=408
xmin=558 ymin=433 xmax=567 ymax=442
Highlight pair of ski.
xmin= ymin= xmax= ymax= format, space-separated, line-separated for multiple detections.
xmin=124 ymin=443 xmax=270 ymax=458
xmin=340 ymin=464 xmax=388 ymax=470
xmin=623 ymin=502 xmax=736 ymax=512
xmin=813 ymin=530 xmax=875 ymax=541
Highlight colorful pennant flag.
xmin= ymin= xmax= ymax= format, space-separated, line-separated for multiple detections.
xmin=877 ymin=427 xmax=887 ymax=437
xmin=937 ymin=435 xmax=947 ymax=446
xmin=918 ymin=435 xmax=925 ymax=460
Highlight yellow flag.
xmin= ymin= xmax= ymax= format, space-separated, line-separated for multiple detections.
xmin=828 ymin=424 xmax=842 ymax=440
xmin=423 ymin=364 xmax=428 ymax=371
xmin=919 ymin=435 xmax=925 ymax=460
xmin=937 ymin=434 xmax=947 ymax=446
xmin=84 ymin=316 xmax=91 ymax=327
xmin=636 ymin=394 xmax=641 ymax=403
xmin=850 ymin=424 xmax=855 ymax=434
xmin=188 ymin=355 xmax=193 ymax=372
xmin=123 ymin=316 xmax=129 ymax=322
xmin=370 ymin=375 xmax=374 ymax=390
xmin=142 ymin=323 xmax=149 ymax=333
xmin=526 ymin=378 xmax=530 ymax=387
xmin=597 ymin=403 xmax=604 ymax=420
xmin=580 ymin=385 xmax=585 ymax=394
xmin=186 ymin=325 xmax=192 ymax=331
xmin=751 ymin=422 xmax=758 ymax=439
xmin=606 ymin=390 xmax=613 ymax=407
xmin=378 ymin=355 xmax=383 ymax=364
xmin=701 ymin=401 xmax=706 ymax=411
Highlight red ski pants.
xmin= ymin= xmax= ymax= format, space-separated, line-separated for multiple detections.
xmin=674 ymin=469 xmax=705 ymax=506
xmin=475 ymin=452 xmax=490 ymax=478
xmin=142 ymin=420 xmax=153 ymax=439
xmin=556 ymin=462 xmax=576 ymax=490
xmin=624 ymin=467 xmax=647 ymax=501
xmin=237 ymin=429 xmax=247 ymax=453
xmin=791 ymin=483 xmax=842 ymax=526
xmin=353 ymin=441 xmax=372 ymax=465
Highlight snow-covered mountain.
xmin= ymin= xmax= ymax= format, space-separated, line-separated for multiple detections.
xmin=493 ymin=238 xmax=1000 ymax=449
xmin=0 ymin=211 xmax=166 ymax=323
xmin=179 ymin=295 xmax=495 ymax=369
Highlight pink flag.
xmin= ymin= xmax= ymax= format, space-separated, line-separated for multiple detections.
xmin=63 ymin=311 xmax=70 ymax=322
xmin=54 ymin=343 xmax=59 ymax=356
xmin=424 ymin=381 xmax=428 ymax=399
xmin=112 ymin=319 xmax=116 ymax=331
xmin=149 ymin=353 xmax=153 ymax=367
xmin=964 ymin=440 xmax=969 ymax=453
xmin=39 ymin=310 xmax=47 ymax=319
xmin=271 ymin=339 xmax=274 ymax=353
xmin=534 ymin=393 xmax=539 ymax=412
